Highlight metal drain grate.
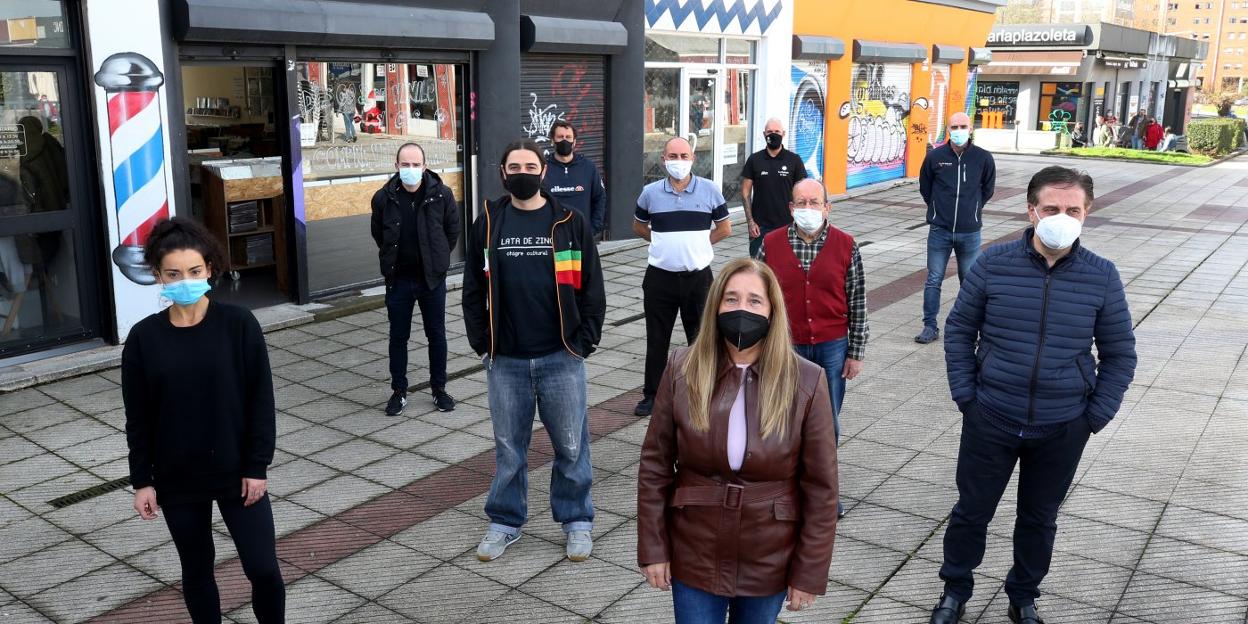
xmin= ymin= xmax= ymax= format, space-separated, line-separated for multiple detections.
xmin=48 ymin=477 xmax=132 ymax=509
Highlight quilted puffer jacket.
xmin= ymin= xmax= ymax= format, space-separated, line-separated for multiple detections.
xmin=944 ymin=229 xmax=1137 ymax=432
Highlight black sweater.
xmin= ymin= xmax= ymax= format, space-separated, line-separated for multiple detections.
xmin=122 ymin=301 xmax=275 ymax=505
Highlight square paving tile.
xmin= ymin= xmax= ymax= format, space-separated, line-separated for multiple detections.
xmin=286 ymin=475 xmax=389 ymax=517
xmin=518 ymin=556 xmax=642 ymax=618
xmin=27 ymin=561 xmax=160 ymax=622
xmin=378 ymin=563 xmax=510 ymax=623
xmin=316 ymin=539 xmax=439 ymax=600
xmin=309 ymin=439 xmax=398 ymax=473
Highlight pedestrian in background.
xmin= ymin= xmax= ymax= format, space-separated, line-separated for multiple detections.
xmin=1094 ymin=117 xmax=1114 ymax=147
xmin=915 ymin=111 xmax=995 ymax=345
xmin=928 ymin=166 xmax=1136 ymax=624
xmin=632 ymin=137 xmax=732 ymax=417
xmin=371 ymin=142 xmax=461 ymax=416
xmin=637 ymin=257 xmax=838 ymax=624
xmin=122 ymin=217 xmax=284 ymax=624
xmin=1070 ymin=122 xmax=1086 ymax=148
xmin=760 ymin=178 xmax=868 ymax=518
xmin=741 ymin=117 xmax=807 ymax=258
xmin=463 ymin=138 xmax=606 ymax=563
xmin=543 ymin=120 xmax=608 ymax=238
xmin=1145 ymin=116 xmax=1164 ymax=151
xmin=1131 ymin=109 xmax=1148 ymax=150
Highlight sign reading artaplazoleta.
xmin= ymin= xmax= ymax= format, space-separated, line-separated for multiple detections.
xmin=987 ymin=25 xmax=1093 ymax=47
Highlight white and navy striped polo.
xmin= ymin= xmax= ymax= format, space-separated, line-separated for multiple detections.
xmin=634 ymin=176 xmax=729 ymax=272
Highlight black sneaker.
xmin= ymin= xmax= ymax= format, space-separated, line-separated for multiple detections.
xmin=385 ymin=391 xmax=407 ymax=416
xmin=634 ymin=396 xmax=655 ymax=416
xmin=433 ymin=389 xmax=456 ymax=412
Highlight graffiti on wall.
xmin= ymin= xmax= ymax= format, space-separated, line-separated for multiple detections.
xmin=789 ymin=62 xmax=826 ymax=181
xmin=522 ymin=92 xmax=565 ymax=144
xmin=841 ymin=63 xmax=926 ymax=189
xmin=928 ymin=64 xmax=949 ymax=147
xmin=520 ymin=60 xmax=603 ymax=157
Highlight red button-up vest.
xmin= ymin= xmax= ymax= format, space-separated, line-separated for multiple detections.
xmin=763 ymin=225 xmax=854 ymax=345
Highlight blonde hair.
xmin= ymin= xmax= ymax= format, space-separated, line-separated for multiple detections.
xmin=682 ymin=258 xmax=799 ymax=439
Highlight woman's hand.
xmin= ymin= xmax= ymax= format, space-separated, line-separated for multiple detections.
xmin=642 ymin=562 xmax=672 ymax=590
xmin=134 ymin=486 xmax=159 ymax=520
xmin=786 ymin=587 xmax=817 ymax=611
xmin=241 ymin=478 xmax=268 ymax=507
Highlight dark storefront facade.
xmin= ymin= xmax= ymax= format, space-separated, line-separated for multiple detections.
xmin=0 ymin=0 xmax=643 ymax=364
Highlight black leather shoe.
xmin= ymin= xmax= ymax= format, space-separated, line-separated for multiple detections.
xmin=634 ymin=396 xmax=654 ymax=416
xmin=1008 ymin=603 xmax=1045 ymax=624
xmin=929 ymin=593 xmax=965 ymax=624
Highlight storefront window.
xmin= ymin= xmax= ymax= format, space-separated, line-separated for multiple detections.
xmin=0 ymin=1 xmax=69 ymax=48
xmin=296 ymin=61 xmax=464 ymax=294
xmin=974 ymin=81 xmax=1019 ymax=129
xmin=725 ymin=39 xmax=755 ymax=64
xmin=1 ymin=70 xmax=84 ymax=355
xmin=645 ymin=34 xmax=720 ymax=64
xmin=721 ymin=68 xmax=753 ymax=205
xmin=643 ymin=67 xmax=679 ymax=185
xmin=1039 ymin=82 xmax=1081 ymax=131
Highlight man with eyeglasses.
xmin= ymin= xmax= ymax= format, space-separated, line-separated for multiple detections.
xmin=760 ymin=178 xmax=868 ymax=518
xmin=915 ymin=111 xmax=995 ymax=345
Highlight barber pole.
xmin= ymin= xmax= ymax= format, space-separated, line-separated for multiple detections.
xmin=94 ymin=52 xmax=167 ymax=285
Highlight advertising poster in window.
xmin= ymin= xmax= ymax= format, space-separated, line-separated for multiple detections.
xmin=789 ymin=61 xmax=826 ymax=181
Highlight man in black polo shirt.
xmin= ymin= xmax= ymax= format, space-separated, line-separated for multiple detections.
xmin=741 ymin=117 xmax=808 ymax=257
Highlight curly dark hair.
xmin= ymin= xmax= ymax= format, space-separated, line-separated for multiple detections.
xmin=142 ymin=217 xmax=229 ymax=277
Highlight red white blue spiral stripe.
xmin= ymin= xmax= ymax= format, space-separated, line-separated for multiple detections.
xmin=106 ymin=91 xmax=168 ymax=246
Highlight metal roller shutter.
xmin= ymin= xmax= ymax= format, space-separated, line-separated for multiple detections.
xmin=846 ymin=62 xmax=912 ymax=189
xmin=790 ymin=60 xmax=828 ymax=181
xmin=520 ymin=54 xmax=607 ymax=170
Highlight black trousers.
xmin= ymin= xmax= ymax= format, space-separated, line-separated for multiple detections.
xmin=642 ymin=265 xmax=713 ymax=397
xmin=163 ymin=494 xmax=285 ymax=624
xmin=939 ymin=406 xmax=1092 ymax=606
xmin=386 ymin=277 xmax=448 ymax=392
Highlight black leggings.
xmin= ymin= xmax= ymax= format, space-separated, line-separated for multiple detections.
xmin=163 ymin=494 xmax=285 ymax=624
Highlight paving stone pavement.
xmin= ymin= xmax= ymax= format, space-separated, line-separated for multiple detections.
xmin=3 ymin=154 xmax=1248 ymax=623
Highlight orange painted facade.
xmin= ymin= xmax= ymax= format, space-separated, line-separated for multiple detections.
xmin=793 ymin=0 xmax=997 ymax=195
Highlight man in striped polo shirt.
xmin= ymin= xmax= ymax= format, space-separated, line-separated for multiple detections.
xmin=632 ymin=137 xmax=733 ymax=416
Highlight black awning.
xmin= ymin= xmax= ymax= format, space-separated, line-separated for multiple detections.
xmin=521 ymin=15 xmax=628 ymax=55
xmin=932 ymin=44 xmax=965 ymax=64
xmin=174 ymin=0 xmax=494 ymax=50
xmin=792 ymin=35 xmax=845 ymax=60
xmin=853 ymin=40 xmax=926 ymax=64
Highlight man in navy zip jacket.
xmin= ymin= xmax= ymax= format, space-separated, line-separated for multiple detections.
xmin=543 ymin=120 xmax=608 ymax=237
xmin=916 ymin=112 xmax=995 ymax=344
xmin=927 ymin=166 xmax=1136 ymax=624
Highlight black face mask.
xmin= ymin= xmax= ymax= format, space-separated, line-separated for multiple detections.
xmin=765 ymin=133 xmax=783 ymax=149
xmin=554 ymin=140 xmax=574 ymax=157
xmin=718 ymin=310 xmax=770 ymax=351
xmin=503 ymin=172 xmax=543 ymax=200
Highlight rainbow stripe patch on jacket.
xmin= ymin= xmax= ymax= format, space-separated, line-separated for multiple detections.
xmin=555 ymin=249 xmax=583 ymax=288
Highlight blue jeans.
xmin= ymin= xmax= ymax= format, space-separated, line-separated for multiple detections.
xmin=1132 ymin=135 xmax=1143 ymax=150
xmin=671 ymin=579 xmax=786 ymax=624
xmin=385 ymin=278 xmax=447 ymax=392
xmin=923 ymin=226 xmax=982 ymax=330
xmin=341 ymin=111 xmax=356 ymax=140
xmin=794 ymin=338 xmax=847 ymax=516
xmin=748 ymin=224 xmax=784 ymax=258
xmin=484 ymin=350 xmax=594 ymax=535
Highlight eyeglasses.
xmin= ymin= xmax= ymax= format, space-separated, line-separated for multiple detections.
xmin=792 ymin=200 xmax=825 ymax=208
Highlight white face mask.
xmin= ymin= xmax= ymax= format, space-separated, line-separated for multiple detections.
xmin=792 ymin=208 xmax=826 ymax=234
xmin=1031 ymin=207 xmax=1082 ymax=250
xmin=664 ymin=159 xmax=693 ymax=181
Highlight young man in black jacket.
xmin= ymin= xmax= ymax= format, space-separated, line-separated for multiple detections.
xmin=370 ymin=142 xmax=462 ymax=416
xmin=916 ymin=112 xmax=995 ymax=345
xmin=462 ymin=139 xmax=606 ymax=563
xmin=542 ymin=120 xmax=608 ymax=237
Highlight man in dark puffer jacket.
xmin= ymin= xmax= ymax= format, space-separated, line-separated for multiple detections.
xmin=928 ymin=166 xmax=1137 ymax=624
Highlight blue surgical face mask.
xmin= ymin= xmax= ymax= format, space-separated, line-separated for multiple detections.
xmin=161 ymin=278 xmax=212 ymax=306
xmin=949 ymin=129 xmax=971 ymax=147
xmin=398 ymin=166 xmax=424 ymax=187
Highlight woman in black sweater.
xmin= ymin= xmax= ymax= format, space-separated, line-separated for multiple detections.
xmin=122 ymin=217 xmax=284 ymax=623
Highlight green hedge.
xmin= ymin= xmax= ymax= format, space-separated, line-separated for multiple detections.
xmin=1187 ymin=118 xmax=1247 ymax=156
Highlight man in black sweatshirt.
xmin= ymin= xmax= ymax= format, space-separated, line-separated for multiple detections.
xmin=916 ymin=112 xmax=995 ymax=345
xmin=542 ymin=120 xmax=608 ymax=237
xmin=371 ymin=143 xmax=462 ymax=416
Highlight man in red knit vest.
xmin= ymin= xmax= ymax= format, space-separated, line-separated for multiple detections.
xmin=760 ymin=178 xmax=870 ymax=518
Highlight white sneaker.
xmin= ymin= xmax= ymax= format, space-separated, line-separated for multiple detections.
xmin=476 ymin=529 xmax=520 ymax=562
xmin=566 ymin=530 xmax=592 ymax=562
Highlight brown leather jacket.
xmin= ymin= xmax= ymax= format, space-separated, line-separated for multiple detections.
xmin=636 ymin=348 xmax=839 ymax=597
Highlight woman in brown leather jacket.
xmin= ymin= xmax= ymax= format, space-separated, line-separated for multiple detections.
xmin=637 ymin=258 xmax=839 ymax=623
